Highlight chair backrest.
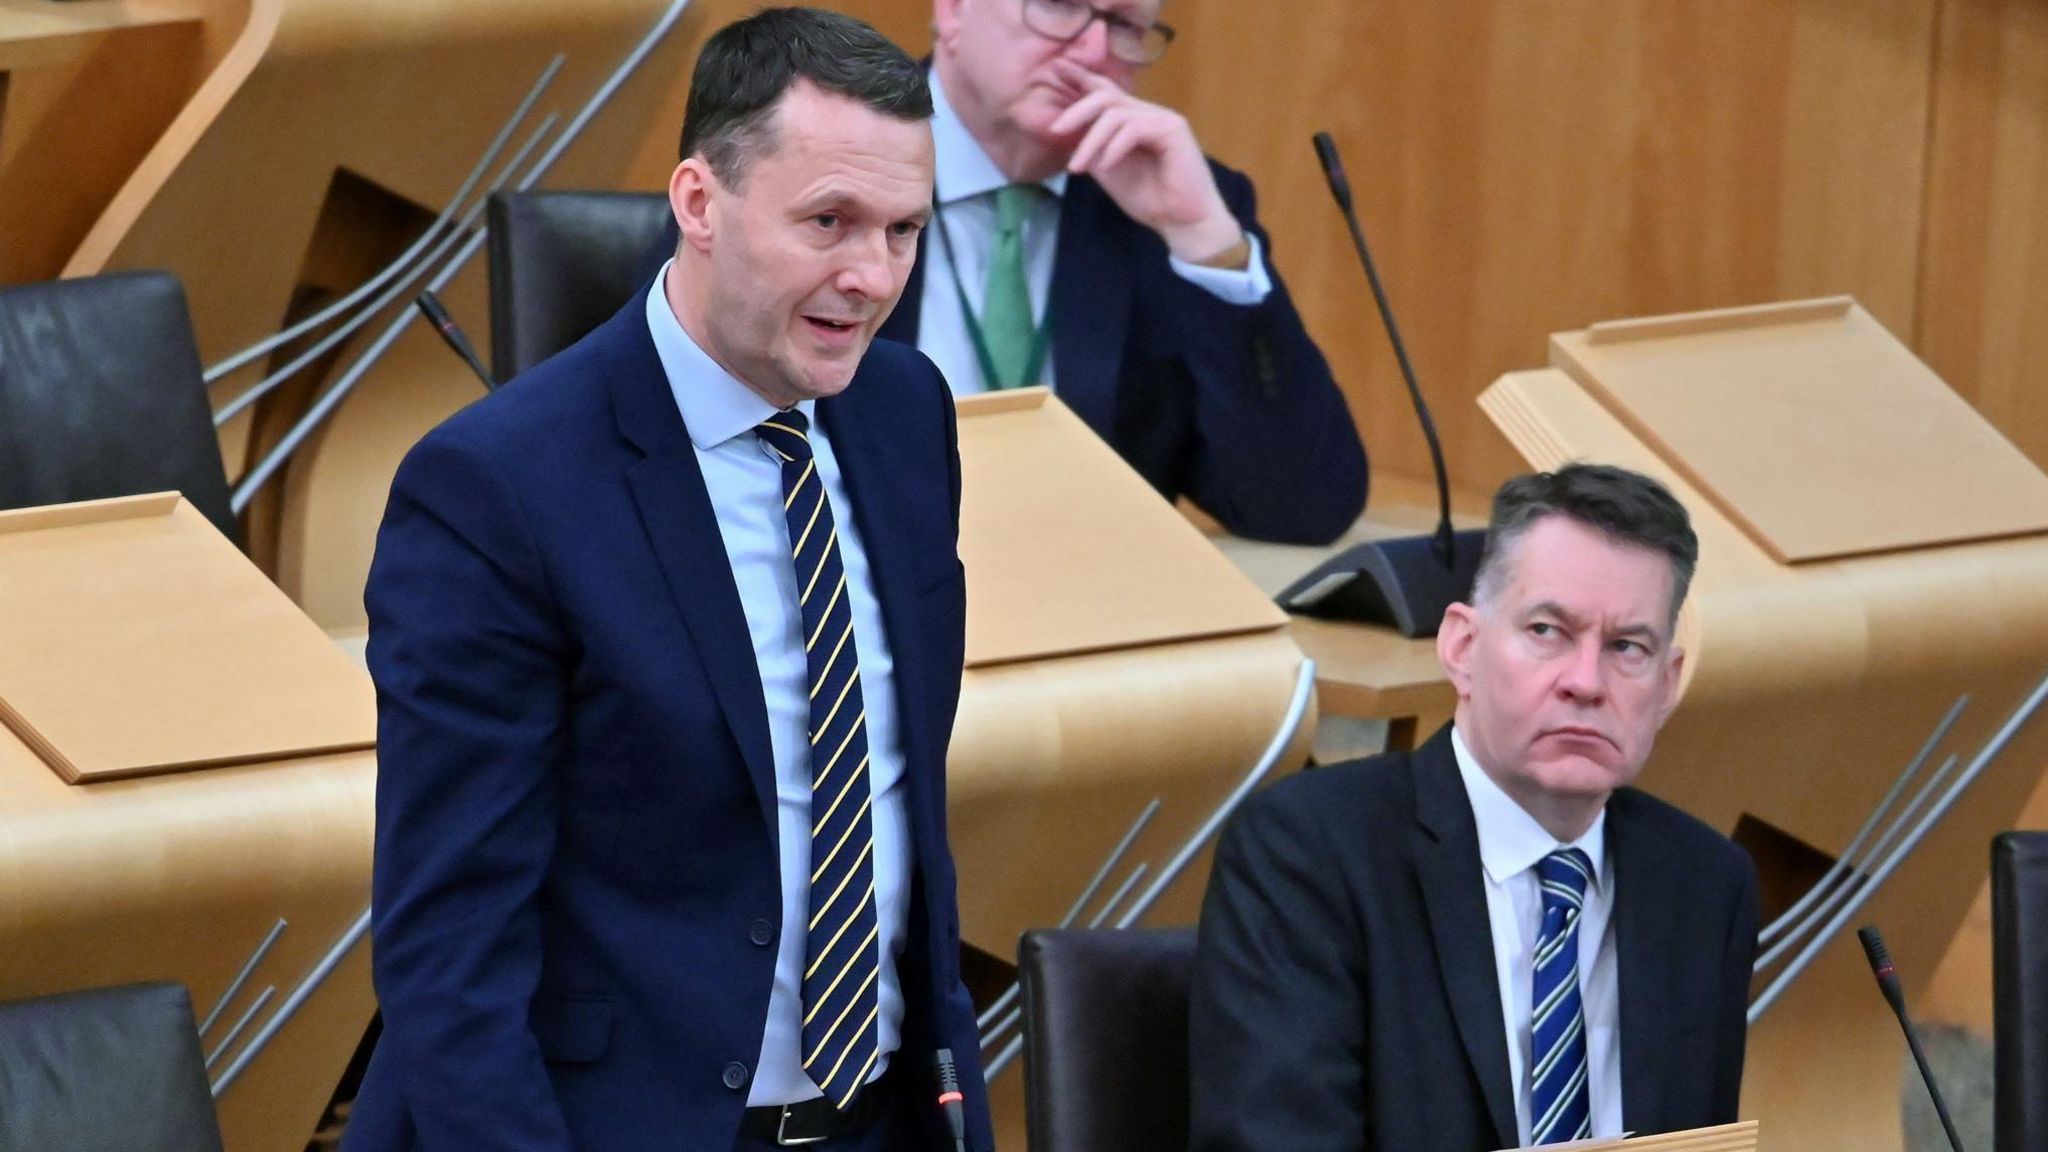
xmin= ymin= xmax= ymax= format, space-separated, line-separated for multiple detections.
xmin=0 ymin=271 xmax=237 ymax=543
xmin=1995 ymin=831 xmax=2048 ymax=1152
xmin=1019 ymin=927 xmax=1195 ymax=1152
xmin=486 ymin=189 xmax=671 ymax=385
xmin=0 ymin=981 xmax=224 ymax=1152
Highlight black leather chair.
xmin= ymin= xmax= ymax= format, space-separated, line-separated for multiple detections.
xmin=0 ymin=981 xmax=224 ymax=1152
xmin=1995 ymin=831 xmax=2048 ymax=1152
xmin=1018 ymin=928 xmax=1195 ymax=1152
xmin=485 ymin=189 xmax=671 ymax=385
xmin=0 ymin=271 xmax=238 ymax=544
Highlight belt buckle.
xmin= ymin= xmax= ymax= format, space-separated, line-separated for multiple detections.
xmin=776 ymin=1103 xmax=830 ymax=1147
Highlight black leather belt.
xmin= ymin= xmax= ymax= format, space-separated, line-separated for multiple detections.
xmin=739 ymin=1084 xmax=888 ymax=1147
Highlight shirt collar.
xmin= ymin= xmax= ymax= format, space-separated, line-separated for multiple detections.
xmin=643 ymin=260 xmax=813 ymax=452
xmin=1451 ymin=727 xmax=1608 ymax=891
xmin=930 ymin=67 xmax=1068 ymax=206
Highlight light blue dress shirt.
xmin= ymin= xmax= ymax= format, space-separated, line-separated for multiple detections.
xmin=643 ymin=267 xmax=910 ymax=1106
xmin=919 ymin=69 xmax=1273 ymax=396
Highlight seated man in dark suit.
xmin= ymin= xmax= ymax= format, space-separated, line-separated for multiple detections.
xmin=651 ymin=0 xmax=1368 ymax=544
xmin=905 ymin=0 xmax=1367 ymax=544
xmin=1191 ymin=463 xmax=1758 ymax=1152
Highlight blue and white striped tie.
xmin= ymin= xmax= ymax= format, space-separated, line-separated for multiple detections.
xmin=756 ymin=411 xmax=881 ymax=1111
xmin=1530 ymin=847 xmax=1593 ymax=1144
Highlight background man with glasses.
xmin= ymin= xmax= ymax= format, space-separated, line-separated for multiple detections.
xmin=883 ymin=0 xmax=1369 ymax=545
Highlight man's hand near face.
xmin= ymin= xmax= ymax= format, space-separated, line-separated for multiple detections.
xmin=1044 ymin=58 xmax=1250 ymax=269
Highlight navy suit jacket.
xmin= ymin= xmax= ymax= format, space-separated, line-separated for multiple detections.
xmin=880 ymin=161 xmax=1368 ymax=545
xmin=1190 ymin=725 xmax=1758 ymax=1152
xmin=345 ymin=297 xmax=994 ymax=1152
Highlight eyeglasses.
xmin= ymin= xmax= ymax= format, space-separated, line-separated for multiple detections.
xmin=1020 ymin=0 xmax=1175 ymax=65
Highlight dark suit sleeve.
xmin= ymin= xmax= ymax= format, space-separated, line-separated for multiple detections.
xmin=1168 ymin=163 xmax=1368 ymax=545
xmin=363 ymin=431 xmax=574 ymax=1152
xmin=1190 ymin=789 xmax=1372 ymax=1152
xmin=1711 ymin=852 xmax=1760 ymax=1122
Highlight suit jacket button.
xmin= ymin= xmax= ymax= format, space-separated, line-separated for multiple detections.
xmin=749 ymin=918 xmax=775 ymax=946
xmin=723 ymin=1061 xmax=748 ymax=1090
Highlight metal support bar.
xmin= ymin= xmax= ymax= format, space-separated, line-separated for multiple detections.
xmin=211 ymin=908 xmax=371 ymax=1098
xmin=205 ymin=986 xmax=276 ymax=1069
xmin=204 ymin=56 xmax=564 ymax=386
xmin=1748 ymin=667 xmax=2048 ymax=1023
xmin=1757 ymin=696 xmax=1967 ymax=946
xmin=1754 ymin=752 xmax=1962 ymax=973
xmin=199 ymin=918 xmax=286 ymax=1036
xmin=215 ymin=113 xmax=555 ymax=436
xmin=227 ymin=0 xmax=694 ymax=511
xmin=1114 ymin=659 xmax=1316 ymax=930
xmin=974 ymin=799 xmax=1161 ymax=1033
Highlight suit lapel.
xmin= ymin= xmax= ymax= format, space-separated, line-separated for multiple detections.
xmin=815 ymin=375 xmax=938 ymax=831
xmin=1411 ymin=728 xmax=1519 ymax=1148
xmin=601 ymin=303 xmax=779 ymax=835
xmin=1048 ymin=178 xmax=1134 ymax=436
xmin=816 ymin=372 xmax=952 ymax=957
xmin=1612 ymin=794 xmax=1680 ymax=1135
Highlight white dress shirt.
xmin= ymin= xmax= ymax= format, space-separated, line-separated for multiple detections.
xmin=918 ymin=69 xmax=1273 ymax=396
xmin=644 ymin=267 xmax=910 ymax=1106
xmin=1452 ymin=728 xmax=1624 ymax=1144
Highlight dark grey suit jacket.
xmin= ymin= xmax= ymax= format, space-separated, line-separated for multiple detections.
xmin=1190 ymin=725 xmax=1757 ymax=1152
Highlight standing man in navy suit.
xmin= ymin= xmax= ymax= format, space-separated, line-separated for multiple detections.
xmin=902 ymin=0 xmax=1368 ymax=544
xmin=348 ymin=10 xmax=992 ymax=1151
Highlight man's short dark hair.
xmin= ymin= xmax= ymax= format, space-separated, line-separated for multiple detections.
xmin=678 ymin=7 xmax=932 ymax=188
xmin=1472 ymin=463 xmax=1699 ymax=629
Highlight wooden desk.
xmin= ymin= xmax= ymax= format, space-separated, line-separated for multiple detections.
xmin=1288 ymin=616 xmax=1455 ymax=751
xmin=1209 ymin=498 xmax=1466 ymax=752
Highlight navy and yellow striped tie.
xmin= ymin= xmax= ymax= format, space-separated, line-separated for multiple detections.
xmin=756 ymin=411 xmax=881 ymax=1111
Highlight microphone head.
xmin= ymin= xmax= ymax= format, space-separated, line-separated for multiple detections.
xmin=1857 ymin=924 xmax=1893 ymax=975
xmin=1310 ymin=131 xmax=1353 ymax=212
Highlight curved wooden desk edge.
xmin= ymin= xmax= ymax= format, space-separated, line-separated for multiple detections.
xmin=61 ymin=0 xmax=278 ymax=278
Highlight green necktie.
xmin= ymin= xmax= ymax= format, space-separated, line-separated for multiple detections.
xmin=980 ymin=184 xmax=1039 ymax=390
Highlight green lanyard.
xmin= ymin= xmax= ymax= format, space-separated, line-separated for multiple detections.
xmin=931 ymin=193 xmax=1053 ymax=391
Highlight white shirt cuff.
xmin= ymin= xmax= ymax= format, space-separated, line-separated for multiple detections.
xmin=1166 ymin=232 xmax=1273 ymax=306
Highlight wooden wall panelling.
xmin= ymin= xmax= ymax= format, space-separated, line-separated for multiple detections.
xmin=1918 ymin=0 xmax=2048 ymax=473
xmin=1913 ymin=0 xmax=2048 ymax=1034
xmin=0 ymin=1 xmax=218 ymax=284
xmin=1143 ymin=0 xmax=1936 ymax=498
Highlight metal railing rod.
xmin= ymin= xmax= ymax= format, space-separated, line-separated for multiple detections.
xmin=229 ymin=0 xmax=694 ymax=509
xmin=1114 ymin=659 xmax=1315 ymax=930
xmin=211 ymin=908 xmax=371 ymax=1098
xmin=1748 ymin=667 xmax=2048 ymax=1023
xmin=1753 ymin=752 xmax=1962 ymax=973
xmin=205 ymin=986 xmax=275 ymax=1069
xmin=1757 ymin=696 xmax=1966 ymax=946
xmin=199 ymin=918 xmax=286 ymax=1036
xmin=204 ymin=56 xmax=564 ymax=386
xmin=215 ymin=112 xmax=555 ymax=435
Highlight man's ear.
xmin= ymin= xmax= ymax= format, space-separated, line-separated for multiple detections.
xmin=668 ymin=158 xmax=718 ymax=254
xmin=1436 ymin=602 xmax=1479 ymax=698
xmin=932 ymin=0 xmax=964 ymax=47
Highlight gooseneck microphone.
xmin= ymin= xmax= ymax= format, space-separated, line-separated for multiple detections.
xmin=1858 ymin=925 xmax=1966 ymax=1152
xmin=1274 ymin=132 xmax=1484 ymax=638
xmin=414 ymin=289 xmax=494 ymax=390
xmin=934 ymin=1048 xmax=968 ymax=1152
xmin=1312 ymin=131 xmax=1453 ymax=570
